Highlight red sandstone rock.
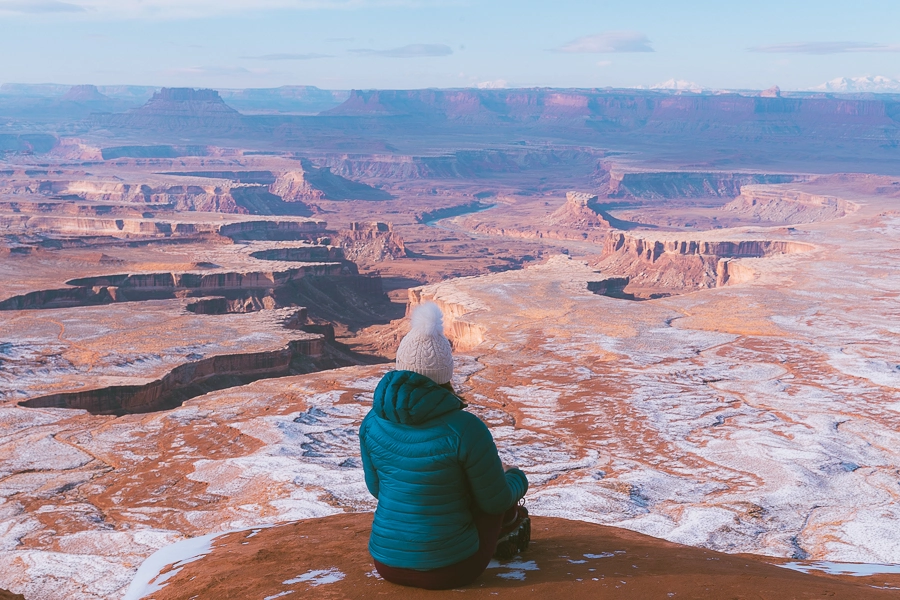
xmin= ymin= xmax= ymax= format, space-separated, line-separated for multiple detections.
xmin=141 ymin=513 xmax=897 ymax=599
xmin=547 ymin=192 xmax=610 ymax=229
xmin=336 ymin=222 xmax=407 ymax=263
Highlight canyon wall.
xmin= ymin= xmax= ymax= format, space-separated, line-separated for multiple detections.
xmin=0 ymin=215 xmax=326 ymax=240
xmin=407 ymin=287 xmax=486 ymax=351
xmin=334 ymin=222 xmax=406 ymax=263
xmin=0 ymin=178 xmax=310 ymax=215
xmin=19 ymin=337 xmax=325 ymax=415
xmin=603 ymin=233 xmax=813 ymax=261
xmin=606 ymin=171 xmax=804 ymax=199
xmin=250 ymin=246 xmax=345 ymax=262
xmin=324 ymin=89 xmax=900 ymax=136
xmin=0 ymin=165 xmax=386 ymax=214
xmin=416 ymin=200 xmax=494 ymax=224
xmin=318 ymin=148 xmax=602 ymax=180
xmin=0 ymin=263 xmax=347 ymax=310
xmin=598 ymin=232 xmax=814 ymax=291
xmin=464 ymin=193 xmax=610 ymax=243
xmin=724 ymin=186 xmax=856 ymax=223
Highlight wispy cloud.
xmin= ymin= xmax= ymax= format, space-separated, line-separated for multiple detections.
xmin=0 ymin=1 xmax=84 ymax=12
xmin=350 ymin=43 xmax=453 ymax=58
xmin=242 ymin=53 xmax=332 ymax=60
xmin=750 ymin=41 xmax=900 ymax=54
xmin=555 ymin=31 xmax=653 ymax=53
xmin=0 ymin=0 xmax=448 ymax=18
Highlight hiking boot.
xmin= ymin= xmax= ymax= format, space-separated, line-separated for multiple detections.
xmin=494 ymin=506 xmax=530 ymax=560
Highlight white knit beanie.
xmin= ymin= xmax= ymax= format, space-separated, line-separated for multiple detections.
xmin=395 ymin=302 xmax=454 ymax=385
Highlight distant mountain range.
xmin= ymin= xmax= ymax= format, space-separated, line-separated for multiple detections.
xmin=813 ymin=76 xmax=900 ymax=94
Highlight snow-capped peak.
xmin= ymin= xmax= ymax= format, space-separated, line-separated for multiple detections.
xmin=649 ymin=79 xmax=703 ymax=92
xmin=814 ymin=76 xmax=900 ymax=93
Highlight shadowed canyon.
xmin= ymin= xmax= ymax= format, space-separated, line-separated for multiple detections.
xmin=0 ymin=84 xmax=899 ymax=599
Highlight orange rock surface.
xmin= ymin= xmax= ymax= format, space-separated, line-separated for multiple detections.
xmin=140 ymin=513 xmax=899 ymax=599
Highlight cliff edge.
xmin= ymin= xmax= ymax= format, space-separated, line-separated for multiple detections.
xmin=126 ymin=513 xmax=897 ymax=599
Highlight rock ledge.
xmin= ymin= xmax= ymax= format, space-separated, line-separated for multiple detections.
xmin=133 ymin=513 xmax=897 ymax=599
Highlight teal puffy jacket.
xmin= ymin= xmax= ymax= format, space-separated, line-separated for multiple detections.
xmin=359 ymin=370 xmax=528 ymax=570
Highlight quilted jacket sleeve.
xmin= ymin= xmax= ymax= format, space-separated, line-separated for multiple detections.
xmin=359 ymin=413 xmax=380 ymax=498
xmin=456 ymin=413 xmax=528 ymax=515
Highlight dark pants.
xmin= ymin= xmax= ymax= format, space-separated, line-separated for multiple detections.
xmin=373 ymin=506 xmax=517 ymax=590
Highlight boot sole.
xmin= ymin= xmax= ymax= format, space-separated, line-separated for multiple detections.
xmin=493 ymin=516 xmax=531 ymax=560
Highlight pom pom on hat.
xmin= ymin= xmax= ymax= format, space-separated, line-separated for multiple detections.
xmin=395 ymin=302 xmax=454 ymax=385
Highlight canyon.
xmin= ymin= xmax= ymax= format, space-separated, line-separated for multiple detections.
xmin=0 ymin=84 xmax=899 ymax=599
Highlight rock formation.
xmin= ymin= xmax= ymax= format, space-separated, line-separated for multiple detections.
xmin=129 ymin=513 xmax=895 ymax=599
xmin=290 ymin=160 xmax=393 ymax=201
xmin=724 ymin=185 xmax=856 ymax=224
xmin=20 ymin=336 xmax=327 ymax=415
xmin=269 ymin=169 xmax=325 ymax=202
xmin=335 ymin=222 xmax=406 ymax=263
xmin=548 ymin=191 xmax=610 ymax=228
xmin=598 ymin=232 xmax=814 ymax=292
xmin=0 ymin=261 xmax=351 ymax=311
xmin=322 ymin=89 xmax=900 ymax=147
xmin=61 ymin=85 xmax=113 ymax=104
xmin=0 ymin=163 xmax=390 ymax=213
xmin=463 ymin=193 xmax=613 ymax=244
xmin=606 ymin=171 xmax=803 ymax=199
xmin=320 ymin=148 xmax=603 ymax=180
xmin=407 ymin=285 xmax=488 ymax=351
xmin=98 ymin=88 xmax=246 ymax=132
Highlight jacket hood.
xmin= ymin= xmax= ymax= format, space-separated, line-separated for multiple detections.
xmin=373 ymin=370 xmax=464 ymax=425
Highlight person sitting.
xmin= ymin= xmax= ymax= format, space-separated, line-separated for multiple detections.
xmin=359 ymin=302 xmax=529 ymax=590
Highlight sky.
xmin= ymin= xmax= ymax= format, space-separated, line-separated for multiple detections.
xmin=1 ymin=0 xmax=899 ymax=91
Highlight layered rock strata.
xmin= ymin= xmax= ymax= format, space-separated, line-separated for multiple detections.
xmin=724 ymin=185 xmax=857 ymax=223
xmin=319 ymin=148 xmax=603 ymax=180
xmin=0 ymin=263 xmax=349 ymax=311
xmin=335 ymin=222 xmax=406 ymax=263
xmin=598 ymin=232 xmax=815 ymax=291
xmin=547 ymin=191 xmax=610 ymax=228
xmin=0 ymin=210 xmax=326 ymax=241
xmin=466 ymin=194 xmax=611 ymax=243
xmin=19 ymin=336 xmax=326 ymax=415
xmin=607 ymin=171 xmax=803 ymax=199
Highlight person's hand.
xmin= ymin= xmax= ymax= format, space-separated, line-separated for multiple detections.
xmin=502 ymin=462 xmax=517 ymax=473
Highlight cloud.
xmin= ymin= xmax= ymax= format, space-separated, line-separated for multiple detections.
xmin=350 ymin=43 xmax=453 ymax=58
xmin=242 ymin=53 xmax=332 ymax=60
xmin=555 ymin=31 xmax=653 ymax=53
xmin=0 ymin=1 xmax=84 ymax=12
xmin=750 ymin=41 xmax=900 ymax=54
xmin=476 ymin=79 xmax=507 ymax=89
xmin=0 ymin=0 xmax=447 ymax=18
